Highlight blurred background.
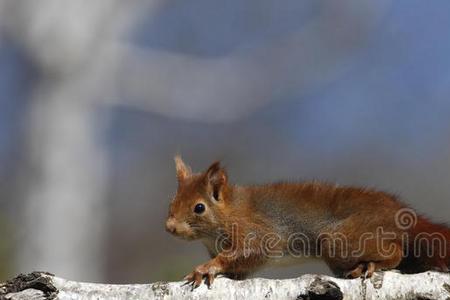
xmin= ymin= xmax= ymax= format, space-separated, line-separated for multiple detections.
xmin=1 ymin=0 xmax=450 ymax=284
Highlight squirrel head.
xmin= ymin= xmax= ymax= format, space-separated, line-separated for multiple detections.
xmin=166 ymin=155 xmax=230 ymax=240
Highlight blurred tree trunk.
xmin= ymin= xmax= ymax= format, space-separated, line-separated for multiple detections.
xmin=0 ymin=0 xmax=144 ymax=281
xmin=18 ymin=95 xmax=108 ymax=281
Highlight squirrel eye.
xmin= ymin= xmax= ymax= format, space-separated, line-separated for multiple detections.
xmin=194 ymin=203 xmax=205 ymax=214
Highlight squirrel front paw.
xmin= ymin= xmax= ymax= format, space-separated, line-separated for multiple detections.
xmin=183 ymin=262 xmax=221 ymax=289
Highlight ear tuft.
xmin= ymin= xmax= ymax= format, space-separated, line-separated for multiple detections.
xmin=174 ymin=155 xmax=191 ymax=181
xmin=205 ymin=161 xmax=227 ymax=197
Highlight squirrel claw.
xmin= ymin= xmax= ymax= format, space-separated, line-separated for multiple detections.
xmin=182 ymin=272 xmax=199 ymax=290
xmin=364 ymin=262 xmax=376 ymax=279
xmin=183 ymin=273 xmax=194 ymax=282
xmin=193 ymin=272 xmax=203 ymax=288
xmin=206 ymin=273 xmax=215 ymax=288
xmin=181 ymin=279 xmax=192 ymax=287
xmin=182 ymin=272 xmax=198 ymax=291
xmin=183 ymin=263 xmax=218 ymax=290
xmin=344 ymin=263 xmax=364 ymax=279
xmin=344 ymin=262 xmax=377 ymax=279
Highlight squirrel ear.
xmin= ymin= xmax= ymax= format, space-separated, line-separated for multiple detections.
xmin=204 ymin=161 xmax=227 ymax=200
xmin=174 ymin=155 xmax=191 ymax=181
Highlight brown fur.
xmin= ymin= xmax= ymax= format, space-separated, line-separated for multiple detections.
xmin=165 ymin=157 xmax=450 ymax=287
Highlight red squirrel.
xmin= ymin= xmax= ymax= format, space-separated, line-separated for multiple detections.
xmin=165 ymin=156 xmax=450 ymax=288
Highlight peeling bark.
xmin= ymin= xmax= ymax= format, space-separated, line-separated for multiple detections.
xmin=2 ymin=271 xmax=450 ymax=300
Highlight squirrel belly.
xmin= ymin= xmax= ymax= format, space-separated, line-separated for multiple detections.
xmin=166 ymin=156 xmax=450 ymax=287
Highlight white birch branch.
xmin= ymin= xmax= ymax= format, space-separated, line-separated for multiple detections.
xmin=2 ymin=271 xmax=450 ymax=300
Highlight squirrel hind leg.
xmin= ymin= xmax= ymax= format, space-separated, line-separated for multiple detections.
xmin=344 ymin=263 xmax=364 ymax=279
xmin=343 ymin=262 xmax=376 ymax=279
xmin=343 ymin=261 xmax=388 ymax=279
xmin=342 ymin=244 xmax=403 ymax=279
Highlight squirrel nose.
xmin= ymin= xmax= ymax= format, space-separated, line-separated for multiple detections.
xmin=166 ymin=218 xmax=177 ymax=234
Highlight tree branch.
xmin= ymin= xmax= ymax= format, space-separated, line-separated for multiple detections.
xmin=2 ymin=271 xmax=450 ymax=300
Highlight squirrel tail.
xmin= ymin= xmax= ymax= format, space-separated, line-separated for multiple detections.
xmin=400 ymin=216 xmax=450 ymax=273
